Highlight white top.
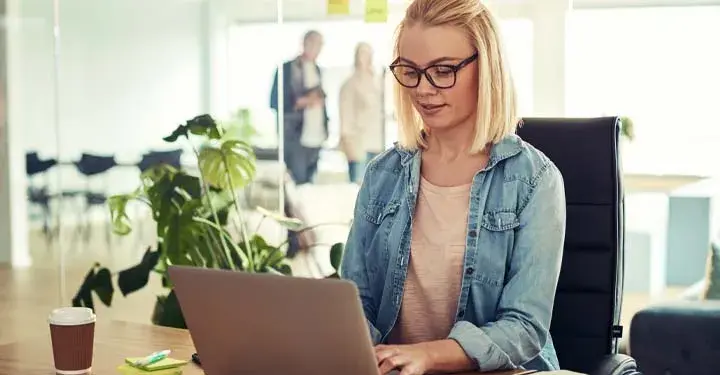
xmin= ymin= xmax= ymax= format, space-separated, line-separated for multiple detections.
xmin=338 ymin=71 xmax=384 ymax=159
xmin=48 ymin=307 xmax=96 ymax=326
xmin=300 ymin=60 xmax=327 ymax=148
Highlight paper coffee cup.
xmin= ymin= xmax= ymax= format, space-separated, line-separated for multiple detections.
xmin=48 ymin=307 xmax=96 ymax=375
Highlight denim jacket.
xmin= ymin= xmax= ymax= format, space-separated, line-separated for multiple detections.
xmin=339 ymin=134 xmax=566 ymax=372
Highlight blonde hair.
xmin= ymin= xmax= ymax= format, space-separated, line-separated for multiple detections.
xmin=393 ymin=0 xmax=518 ymax=153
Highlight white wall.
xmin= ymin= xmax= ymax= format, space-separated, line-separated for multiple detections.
xmin=2 ymin=0 xmax=233 ymax=265
xmin=17 ymin=0 xmax=210 ymax=161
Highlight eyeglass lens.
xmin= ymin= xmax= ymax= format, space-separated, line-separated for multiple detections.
xmin=392 ymin=65 xmax=456 ymax=88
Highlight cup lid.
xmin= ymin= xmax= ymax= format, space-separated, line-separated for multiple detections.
xmin=48 ymin=307 xmax=96 ymax=326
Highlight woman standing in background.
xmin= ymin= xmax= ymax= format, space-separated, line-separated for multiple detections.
xmin=339 ymin=42 xmax=385 ymax=183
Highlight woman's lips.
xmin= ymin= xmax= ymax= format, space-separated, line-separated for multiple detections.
xmin=418 ymin=103 xmax=446 ymax=116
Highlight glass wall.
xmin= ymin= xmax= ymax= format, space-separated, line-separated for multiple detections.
xmin=4 ymin=0 xmax=543 ymax=331
xmin=51 ymin=0 xmax=223 ymax=324
xmin=6 ymin=0 xmax=253 ymax=326
xmin=2 ymin=0 xmax=62 ymax=343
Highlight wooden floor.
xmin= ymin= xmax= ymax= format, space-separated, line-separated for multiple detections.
xmin=0 ymin=219 xmax=325 ymax=345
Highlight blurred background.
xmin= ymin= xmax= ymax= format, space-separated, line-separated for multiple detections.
xmin=1 ymin=0 xmax=718 ymax=356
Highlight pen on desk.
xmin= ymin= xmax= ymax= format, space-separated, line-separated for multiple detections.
xmin=133 ymin=349 xmax=171 ymax=367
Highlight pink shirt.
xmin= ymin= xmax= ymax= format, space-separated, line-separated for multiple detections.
xmin=388 ymin=176 xmax=471 ymax=344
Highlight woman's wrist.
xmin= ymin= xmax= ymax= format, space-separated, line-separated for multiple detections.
xmin=422 ymin=339 xmax=475 ymax=373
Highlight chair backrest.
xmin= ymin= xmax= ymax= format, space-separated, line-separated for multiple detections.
xmin=138 ymin=149 xmax=184 ymax=172
xmin=516 ymin=117 xmax=624 ymax=373
xmin=26 ymin=151 xmax=58 ymax=176
xmin=74 ymin=153 xmax=118 ymax=176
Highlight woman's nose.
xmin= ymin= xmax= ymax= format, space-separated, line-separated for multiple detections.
xmin=416 ymin=74 xmax=436 ymax=95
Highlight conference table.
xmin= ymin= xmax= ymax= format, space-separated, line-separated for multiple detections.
xmin=0 ymin=320 xmax=583 ymax=374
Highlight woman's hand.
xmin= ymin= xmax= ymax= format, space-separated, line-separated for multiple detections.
xmin=375 ymin=340 xmax=476 ymax=375
xmin=375 ymin=343 xmax=433 ymax=375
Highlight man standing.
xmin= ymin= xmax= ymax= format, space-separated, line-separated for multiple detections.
xmin=270 ymin=30 xmax=328 ymax=185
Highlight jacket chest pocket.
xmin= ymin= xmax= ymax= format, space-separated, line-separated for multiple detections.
xmin=364 ymin=199 xmax=400 ymax=226
xmin=473 ymin=210 xmax=520 ymax=287
xmin=363 ymin=199 xmax=401 ymax=273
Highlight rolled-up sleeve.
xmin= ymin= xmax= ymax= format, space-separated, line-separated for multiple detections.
xmin=448 ymin=163 xmax=566 ymax=371
xmin=339 ymin=168 xmax=383 ymax=344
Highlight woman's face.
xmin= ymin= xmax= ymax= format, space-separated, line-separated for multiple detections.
xmin=395 ymin=24 xmax=478 ymax=132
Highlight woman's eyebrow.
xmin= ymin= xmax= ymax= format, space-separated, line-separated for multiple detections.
xmin=392 ymin=56 xmax=463 ymax=66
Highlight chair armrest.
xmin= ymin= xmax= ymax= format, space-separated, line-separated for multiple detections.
xmin=629 ymin=300 xmax=720 ymax=375
xmin=589 ymin=354 xmax=638 ymax=375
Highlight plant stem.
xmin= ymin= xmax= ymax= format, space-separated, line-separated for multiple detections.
xmin=199 ymin=227 xmax=220 ymax=268
xmin=222 ymin=155 xmax=254 ymax=271
xmin=253 ymin=216 xmax=266 ymax=240
xmin=194 ymin=216 xmax=248 ymax=268
xmin=275 ymin=221 xmax=351 ymax=249
xmin=190 ymin=143 xmax=234 ymax=269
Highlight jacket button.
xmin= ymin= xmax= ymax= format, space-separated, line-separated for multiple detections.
xmin=468 ymin=230 xmax=477 ymax=238
xmin=465 ymin=267 xmax=474 ymax=275
xmin=457 ymin=310 xmax=465 ymax=319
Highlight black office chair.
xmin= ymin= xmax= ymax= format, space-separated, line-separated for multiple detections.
xmin=138 ymin=149 xmax=184 ymax=172
xmin=26 ymin=151 xmax=59 ymax=242
xmin=517 ymin=117 xmax=640 ymax=375
xmin=67 ymin=153 xmax=118 ymax=246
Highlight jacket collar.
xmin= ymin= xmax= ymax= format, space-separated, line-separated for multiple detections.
xmin=395 ymin=133 xmax=524 ymax=170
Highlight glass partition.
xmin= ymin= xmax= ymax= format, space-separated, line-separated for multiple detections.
xmin=3 ymin=0 xmax=544 ymax=335
xmin=3 ymin=0 xmax=62 ymax=342
xmin=48 ymin=0 xmax=244 ymax=325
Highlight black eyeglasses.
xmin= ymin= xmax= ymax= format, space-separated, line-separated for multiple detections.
xmin=389 ymin=52 xmax=478 ymax=89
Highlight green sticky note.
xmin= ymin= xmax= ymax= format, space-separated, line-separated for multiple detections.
xmin=365 ymin=0 xmax=388 ymax=23
xmin=117 ymin=364 xmax=183 ymax=375
xmin=124 ymin=357 xmax=188 ymax=371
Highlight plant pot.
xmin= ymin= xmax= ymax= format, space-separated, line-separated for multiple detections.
xmin=151 ymin=290 xmax=187 ymax=329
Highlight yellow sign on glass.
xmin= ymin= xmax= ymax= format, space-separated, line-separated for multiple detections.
xmin=365 ymin=0 xmax=388 ymax=23
xmin=327 ymin=0 xmax=350 ymax=15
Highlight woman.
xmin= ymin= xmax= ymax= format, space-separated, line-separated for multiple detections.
xmin=339 ymin=0 xmax=566 ymax=374
xmin=338 ymin=42 xmax=385 ymax=183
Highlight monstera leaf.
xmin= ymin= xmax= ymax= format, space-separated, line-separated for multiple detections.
xmin=163 ymin=114 xmax=222 ymax=142
xmin=198 ymin=139 xmax=256 ymax=190
xmin=108 ymin=190 xmax=141 ymax=235
xmin=237 ymin=234 xmax=292 ymax=274
xmin=145 ymin=168 xmax=203 ymax=233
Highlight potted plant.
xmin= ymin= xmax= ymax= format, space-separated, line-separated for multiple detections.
xmin=71 ymin=114 xmax=344 ymax=328
xmin=619 ymin=116 xmax=635 ymax=141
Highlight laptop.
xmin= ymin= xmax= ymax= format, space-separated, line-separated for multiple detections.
xmin=168 ymin=265 xmax=381 ymax=375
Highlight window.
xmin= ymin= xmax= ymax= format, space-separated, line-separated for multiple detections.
xmin=566 ymin=6 xmax=720 ymax=176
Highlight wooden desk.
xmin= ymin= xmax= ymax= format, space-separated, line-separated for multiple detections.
xmin=0 ymin=321 xmax=202 ymax=375
xmin=0 ymin=320 xmax=579 ymax=375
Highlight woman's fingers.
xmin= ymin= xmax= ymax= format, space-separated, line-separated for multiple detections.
xmin=374 ymin=345 xmax=399 ymax=364
xmin=378 ymin=353 xmax=408 ymax=374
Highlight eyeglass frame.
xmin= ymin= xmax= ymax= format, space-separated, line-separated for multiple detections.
xmin=388 ymin=52 xmax=479 ymax=89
